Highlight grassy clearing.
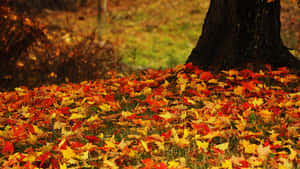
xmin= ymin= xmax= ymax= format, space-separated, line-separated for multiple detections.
xmin=105 ymin=0 xmax=209 ymax=69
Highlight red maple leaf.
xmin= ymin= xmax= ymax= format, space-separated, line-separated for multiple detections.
xmin=192 ymin=123 xmax=210 ymax=135
xmin=141 ymin=159 xmax=154 ymax=169
xmin=36 ymin=152 xmax=51 ymax=167
xmin=155 ymin=162 xmax=168 ymax=169
xmin=161 ymin=130 xmax=172 ymax=140
xmin=71 ymin=142 xmax=84 ymax=149
xmin=241 ymin=81 xmax=256 ymax=91
xmin=240 ymin=160 xmax=249 ymax=168
xmin=2 ymin=141 xmax=14 ymax=154
xmin=84 ymin=135 xmax=100 ymax=143
xmin=185 ymin=62 xmax=195 ymax=70
xmin=200 ymin=72 xmax=213 ymax=81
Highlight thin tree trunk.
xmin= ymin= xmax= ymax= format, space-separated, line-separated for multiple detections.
xmin=97 ymin=0 xmax=102 ymax=40
xmin=186 ymin=0 xmax=300 ymax=70
xmin=97 ymin=0 xmax=107 ymax=40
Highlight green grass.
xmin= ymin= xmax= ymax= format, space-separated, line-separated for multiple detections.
xmin=105 ymin=0 xmax=209 ymax=69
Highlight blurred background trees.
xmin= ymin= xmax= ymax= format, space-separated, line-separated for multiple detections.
xmin=0 ymin=0 xmax=123 ymax=90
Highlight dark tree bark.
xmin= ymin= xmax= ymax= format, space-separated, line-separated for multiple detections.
xmin=186 ymin=0 xmax=300 ymax=70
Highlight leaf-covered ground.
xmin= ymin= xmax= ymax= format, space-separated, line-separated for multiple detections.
xmin=0 ymin=64 xmax=300 ymax=169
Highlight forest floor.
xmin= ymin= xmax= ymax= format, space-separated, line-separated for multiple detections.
xmin=1 ymin=65 xmax=300 ymax=168
xmin=36 ymin=0 xmax=300 ymax=70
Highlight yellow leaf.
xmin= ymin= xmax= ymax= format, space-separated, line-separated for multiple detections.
xmin=159 ymin=111 xmax=175 ymax=120
xmin=279 ymin=158 xmax=294 ymax=169
xmin=155 ymin=141 xmax=165 ymax=151
xmin=104 ymin=159 xmax=119 ymax=169
xmin=221 ymin=160 xmax=232 ymax=169
xmin=136 ymin=127 xmax=148 ymax=136
xmin=70 ymin=107 xmax=85 ymax=113
xmin=40 ymin=143 xmax=53 ymax=152
xmin=19 ymin=106 xmax=30 ymax=117
xmin=202 ymin=131 xmax=221 ymax=140
xmin=162 ymin=80 xmax=169 ymax=88
xmin=33 ymin=125 xmax=43 ymax=135
xmin=287 ymin=146 xmax=297 ymax=160
xmin=50 ymin=113 xmax=56 ymax=119
xmin=82 ymin=143 xmax=98 ymax=151
xmin=80 ymin=151 xmax=89 ymax=160
xmin=258 ymin=109 xmax=273 ymax=122
xmin=98 ymin=133 xmax=104 ymax=139
xmin=180 ymin=111 xmax=187 ymax=120
xmin=257 ymin=144 xmax=271 ymax=160
xmin=234 ymin=86 xmax=244 ymax=95
xmin=196 ymin=141 xmax=209 ymax=152
xmin=142 ymin=87 xmax=152 ymax=95
xmin=61 ymin=146 xmax=77 ymax=160
xmin=59 ymin=163 xmax=67 ymax=169
xmin=140 ymin=140 xmax=149 ymax=152
xmin=186 ymin=98 xmax=196 ymax=105
xmin=80 ymin=97 xmax=88 ymax=104
xmin=15 ymin=87 xmax=26 ymax=96
xmin=99 ymin=104 xmax=111 ymax=112
xmin=69 ymin=113 xmax=85 ymax=120
xmin=248 ymin=156 xmax=262 ymax=167
xmin=54 ymin=121 xmax=65 ymax=129
xmin=105 ymin=135 xmax=117 ymax=150
xmin=208 ymin=79 xmax=218 ymax=84
xmin=235 ymin=114 xmax=247 ymax=131
xmin=87 ymin=115 xmax=99 ymax=123
xmin=61 ymin=97 xmax=74 ymax=106
xmin=273 ymin=140 xmax=282 ymax=146
xmin=58 ymin=138 xmax=66 ymax=149
xmin=128 ymin=150 xmax=138 ymax=158
xmin=174 ymin=64 xmax=185 ymax=72
xmin=121 ymin=111 xmax=133 ymax=118
xmin=240 ymin=140 xmax=257 ymax=154
xmin=177 ymin=73 xmax=188 ymax=94
xmin=269 ymin=131 xmax=279 ymax=142
xmin=176 ymin=138 xmax=190 ymax=148
xmin=24 ymin=18 xmax=33 ymax=25
xmin=215 ymin=142 xmax=229 ymax=151
xmin=171 ymin=128 xmax=189 ymax=148
xmin=183 ymin=128 xmax=189 ymax=138
xmin=168 ymin=160 xmax=180 ymax=168
xmin=27 ymin=133 xmax=38 ymax=144
xmin=252 ymin=98 xmax=264 ymax=107
xmin=196 ymin=83 xmax=207 ymax=92
xmin=23 ymin=153 xmax=36 ymax=163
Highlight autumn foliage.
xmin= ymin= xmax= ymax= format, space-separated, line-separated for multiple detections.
xmin=0 ymin=64 xmax=299 ymax=168
xmin=0 ymin=3 xmax=45 ymax=88
xmin=0 ymin=1 xmax=124 ymax=90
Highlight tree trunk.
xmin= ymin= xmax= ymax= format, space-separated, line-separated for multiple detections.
xmin=186 ymin=0 xmax=300 ymax=70
xmin=97 ymin=0 xmax=107 ymax=40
